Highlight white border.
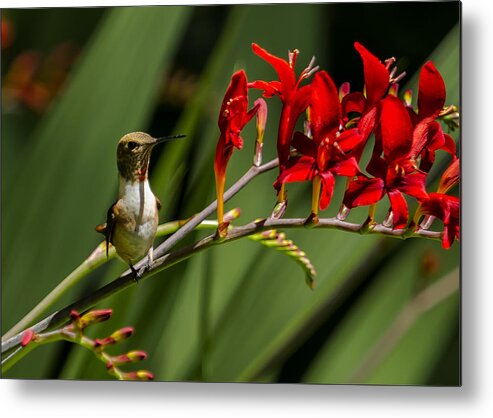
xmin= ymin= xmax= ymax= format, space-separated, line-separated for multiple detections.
xmin=2 ymin=0 xmax=493 ymax=417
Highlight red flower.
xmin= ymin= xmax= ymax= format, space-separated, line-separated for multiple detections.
xmin=407 ymin=62 xmax=456 ymax=172
xmin=421 ymin=193 xmax=459 ymax=249
xmin=277 ymin=71 xmax=362 ymax=213
xmin=343 ymin=96 xmax=428 ymax=229
xmin=214 ymin=70 xmax=260 ymax=230
xmin=420 ymin=158 xmax=459 ymax=249
xmin=249 ymin=43 xmax=318 ymax=200
xmin=341 ymin=43 xmax=396 ymax=145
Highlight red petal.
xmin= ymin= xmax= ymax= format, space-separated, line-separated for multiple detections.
xmin=421 ymin=193 xmax=459 ymax=220
xmin=406 ymin=106 xmax=420 ymax=127
xmin=354 ymin=42 xmax=390 ymax=105
xmin=277 ymin=85 xmax=312 ymax=167
xmin=396 ymin=171 xmax=429 ymax=202
xmin=277 ymin=157 xmax=316 ymax=185
xmin=442 ymin=218 xmax=459 ymax=249
xmin=380 ymin=96 xmax=413 ymax=161
xmin=319 ymin=171 xmax=335 ymax=210
xmin=411 ymin=118 xmax=445 ymax=158
xmin=230 ymin=132 xmax=244 ymax=150
xmin=358 ymin=105 xmax=378 ymax=142
xmin=248 ymin=80 xmax=279 ymax=98
xmin=342 ymin=91 xmax=367 ymax=116
xmin=366 ymin=153 xmax=387 ymax=179
xmin=292 ymin=131 xmax=317 ymax=157
xmin=388 ymin=189 xmax=409 ymax=229
xmin=421 ymin=193 xmax=446 ymax=220
xmin=421 ymin=193 xmax=459 ymax=249
xmin=418 ymin=61 xmax=446 ymax=119
xmin=214 ymin=134 xmax=234 ymax=180
xmin=335 ymin=129 xmax=365 ymax=153
xmin=331 ymin=156 xmax=360 ymax=177
xmin=310 ymin=71 xmax=341 ymax=139
xmin=252 ymin=43 xmax=295 ymax=95
xmin=291 ymin=84 xmax=312 ymax=122
xmin=219 ymin=70 xmax=248 ymax=128
xmin=343 ymin=176 xmax=385 ymax=208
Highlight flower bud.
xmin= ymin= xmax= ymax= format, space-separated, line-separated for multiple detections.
xmin=79 ymin=309 xmax=113 ymax=329
xmin=224 ymin=208 xmax=241 ymax=223
xmin=111 ymin=350 xmax=148 ymax=365
xmin=94 ymin=327 xmax=134 ymax=348
xmin=123 ymin=370 xmax=154 ymax=381
xmin=339 ymin=82 xmax=350 ymax=101
xmin=109 ymin=326 xmax=134 ymax=343
xmin=271 ymin=199 xmax=288 ymax=219
xmin=21 ymin=329 xmax=35 ymax=347
xmin=438 ymin=158 xmax=459 ymax=194
xmin=253 ymin=98 xmax=268 ymax=166
xmin=403 ymin=89 xmax=413 ymax=107
xmin=388 ymin=83 xmax=399 ymax=97
xmin=70 ymin=310 xmax=80 ymax=320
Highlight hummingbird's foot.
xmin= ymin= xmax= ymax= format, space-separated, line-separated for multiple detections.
xmin=129 ymin=263 xmax=142 ymax=283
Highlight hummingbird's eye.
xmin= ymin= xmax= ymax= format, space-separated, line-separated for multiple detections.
xmin=127 ymin=141 xmax=138 ymax=150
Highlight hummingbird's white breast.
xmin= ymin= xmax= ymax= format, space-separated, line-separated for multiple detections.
xmin=111 ymin=177 xmax=159 ymax=264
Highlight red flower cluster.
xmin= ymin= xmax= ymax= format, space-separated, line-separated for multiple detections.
xmin=213 ymin=42 xmax=459 ymax=249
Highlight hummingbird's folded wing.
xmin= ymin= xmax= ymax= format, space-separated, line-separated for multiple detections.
xmin=95 ymin=201 xmax=118 ymax=258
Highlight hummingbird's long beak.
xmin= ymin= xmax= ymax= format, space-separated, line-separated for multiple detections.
xmin=154 ymin=134 xmax=186 ymax=145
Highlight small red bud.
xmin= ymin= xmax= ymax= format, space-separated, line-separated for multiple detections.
xmin=339 ymin=82 xmax=350 ymax=100
xmin=122 ymin=370 xmax=154 ymax=381
xmin=111 ymin=350 xmax=148 ymax=366
xmin=70 ymin=310 xmax=80 ymax=320
xmin=94 ymin=336 xmax=116 ymax=347
xmin=403 ymin=89 xmax=413 ymax=107
xmin=136 ymin=370 xmax=154 ymax=381
xmin=21 ymin=329 xmax=35 ymax=347
xmin=93 ymin=338 xmax=105 ymax=348
xmin=111 ymin=354 xmax=131 ymax=364
xmin=79 ymin=309 xmax=113 ymax=328
xmin=224 ymin=208 xmax=241 ymax=223
xmin=108 ymin=326 xmax=134 ymax=343
xmin=127 ymin=350 xmax=148 ymax=362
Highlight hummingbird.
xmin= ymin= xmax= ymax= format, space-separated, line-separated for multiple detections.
xmin=95 ymin=132 xmax=185 ymax=275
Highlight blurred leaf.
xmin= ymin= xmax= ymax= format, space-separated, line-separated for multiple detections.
xmin=302 ymin=240 xmax=459 ymax=385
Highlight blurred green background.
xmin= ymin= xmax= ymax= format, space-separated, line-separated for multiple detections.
xmin=1 ymin=2 xmax=460 ymax=384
